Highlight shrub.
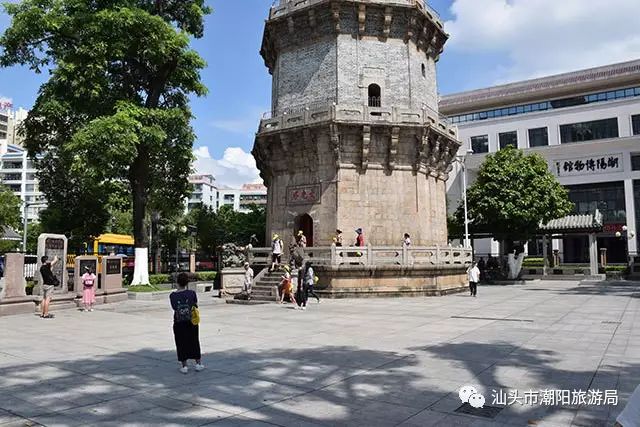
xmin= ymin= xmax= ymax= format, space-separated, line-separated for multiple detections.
xmin=149 ymin=274 xmax=170 ymax=286
xmin=196 ymin=271 xmax=217 ymax=281
xmin=25 ymin=281 xmax=36 ymax=295
xmin=522 ymin=257 xmax=544 ymax=267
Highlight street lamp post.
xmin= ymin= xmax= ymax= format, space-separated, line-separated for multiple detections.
xmin=456 ymin=149 xmax=474 ymax=248
xmin=22 ymin=201 xmax=47 ymax=252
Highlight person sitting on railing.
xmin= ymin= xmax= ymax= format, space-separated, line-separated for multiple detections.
xmin=403 ymin=233 xmax=411 ymax=247
xmin=335 ymin=229 xmax=343 ymax=247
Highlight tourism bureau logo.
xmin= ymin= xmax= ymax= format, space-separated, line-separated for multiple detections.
xmin=459 ymin=385 xmax=486 ymax=408
xmin=458 ymin=384 xmax=619 ymax=408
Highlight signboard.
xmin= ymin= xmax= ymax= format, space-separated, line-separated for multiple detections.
xmin=106 ymin=259 xmax=121 ymax=275
xmin=287 ymin=184 xmax=321 ymax=205
xmin=45 ymin=237 xmax=66 ymax=287
xmin=554 ymin=153 xmax=623 ymax=177
xmin=79 ymin=259 xmax=98 ymax=275
xmin=603 ymin=223 xmax=625 ymax=234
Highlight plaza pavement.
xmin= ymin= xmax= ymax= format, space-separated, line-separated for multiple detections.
xmin=1 ymin=280 xmax=640 ymax=427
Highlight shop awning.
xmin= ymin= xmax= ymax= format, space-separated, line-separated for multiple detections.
xmin=539 ymin=210 xmax=603 ymax=234
xmin=1 ymin=226 xmax=21 ymax=241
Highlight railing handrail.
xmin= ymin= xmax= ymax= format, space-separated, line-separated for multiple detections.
xmin=248 ymin=244 xmax=471 ymax=267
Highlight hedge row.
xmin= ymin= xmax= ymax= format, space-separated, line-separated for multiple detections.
xmin=147 ymin=271 xmax=217 ymax=286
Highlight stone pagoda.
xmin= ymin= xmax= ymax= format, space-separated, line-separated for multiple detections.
xmin=253 ymin=0 xmax=467 ymax=295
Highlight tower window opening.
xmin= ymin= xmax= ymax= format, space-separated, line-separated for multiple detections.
xmin=368 ymin=84 xmax=381 ymax=107
xmin=421 ymin=63 xmax=426 ymax=77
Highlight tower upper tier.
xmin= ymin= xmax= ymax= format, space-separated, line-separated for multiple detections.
xmin=261 ymin=0 xmax=449 ymax=116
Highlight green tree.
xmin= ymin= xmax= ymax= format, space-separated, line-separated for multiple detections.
xmin=0 ymin=184 xmax=21 ymax=230
xmin=455 ymin=146 xmax=573 ymax=245
xmin=1 ymin=0 xmax=210 ymax=284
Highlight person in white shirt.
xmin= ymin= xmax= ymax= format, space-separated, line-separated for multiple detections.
xmin=270 ymin=234 xmax=283 ymax=272
xmin=403 ymin=233 xmax=411 ymax=247
xmin=243 ymin=262 xmax=254 ymax=297
xmin=467 ymin=261 xmax=480 ymax=297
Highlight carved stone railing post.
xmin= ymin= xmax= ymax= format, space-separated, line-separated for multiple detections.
xmin=402 ymin=245 xmax=409 ymax=266
xmin=367 ymin=244 xmax=373 ymax=266
xmin=331 ymin=243 xmax=337 ymax=266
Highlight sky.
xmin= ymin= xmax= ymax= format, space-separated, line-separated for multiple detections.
xmin=1 ymin=0 xmax=639 ymax=187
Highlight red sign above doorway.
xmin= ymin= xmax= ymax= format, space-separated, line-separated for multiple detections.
xmin=287 ymin=184 xmax=321 ymax=205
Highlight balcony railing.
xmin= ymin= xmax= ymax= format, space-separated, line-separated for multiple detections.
xmin=258 ymin=100 xmax=456 ymax=138
xmin=248 ymin=244 xmax=472 ymax=267
xmin=270 ymin=0 xmax=441 ymax=22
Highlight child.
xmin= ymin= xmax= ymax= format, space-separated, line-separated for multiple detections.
xmin=279 ymin=265 xmax=298 ymax=308
xmin=82 ymin=266 xmax=97 ymax=312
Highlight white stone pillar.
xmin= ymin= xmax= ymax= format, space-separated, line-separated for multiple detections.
xmin=589 ymin=233 xmax=598 ymax=276
xmin=624 ymin=179 xmax=637 ymax=258
xmin=542 ymin=235 xmax=548 ymax=276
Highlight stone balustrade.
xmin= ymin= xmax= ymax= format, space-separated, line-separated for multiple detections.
xmin=248 ymin=244 xmax=472 ymax=267
xmin=259 ymin=103 xmax=457 ymax=139
xmin=269 ymin=0 xmax=442 ymax=26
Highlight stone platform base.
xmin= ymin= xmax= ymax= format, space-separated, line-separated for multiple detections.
xmin=73 ymin=290 xmax=129 ymax=307
xmin=317 ymin=286 xmax=468 ymax=299
xmin=315 ymin=264 xmax=468 ymax=298
xmin=0 ymin=297 xmax=36 ymax=316
xmin=34 ymin=293 xmax=77 ymax=312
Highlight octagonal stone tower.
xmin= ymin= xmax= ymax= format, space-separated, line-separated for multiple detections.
xmin=253 ymin=0 xmax=460 ymax=248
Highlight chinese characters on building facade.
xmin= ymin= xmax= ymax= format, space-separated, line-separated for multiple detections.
xmin=555 ymin=154 xmax=623 ymax=177
xmin=287 ymin=184 xmax=321 ymax=205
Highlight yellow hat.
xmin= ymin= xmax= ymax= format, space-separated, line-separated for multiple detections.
xmin=283 ymin=265 xmax=290 ymax=272
xmin=272 ymin=233 xmax=279 ymax=240
xmin=298 ymin=230 xmax=303 ymax=235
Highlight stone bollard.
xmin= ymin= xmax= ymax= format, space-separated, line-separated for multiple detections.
xmin=0 ymin=253 xmax=35 ymax=316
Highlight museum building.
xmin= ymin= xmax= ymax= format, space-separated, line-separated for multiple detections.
xmin=442 ymin=59 xmax=640 ymax=264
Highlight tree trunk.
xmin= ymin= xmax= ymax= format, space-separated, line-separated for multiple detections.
xmin=130 ymin=148 xmax=150 ymax=285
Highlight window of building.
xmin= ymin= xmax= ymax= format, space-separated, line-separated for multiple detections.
xmin=560 ymin=118 xmax=618 ymax=143
xmin=368 ymin=84 xmax=381 ymax=107
xmin=567 ymin=181 xmax=625 ymax=224
xmin=470 ymin=135 xmax=489 ymax=153
xmin=25 ymin=184 xmax=35 ymax=192
xmin=421 ymin=64 xmax=426 ymax=77
xmin=528 ymin=127 xmax=548 ymax=147
xmin=632 ymin=154 xmax=640 ymax=171
xmin=632 ymin=114 xmax=640 ymax=136
xmin=224 ymin=194 xmax=235 ymax=202
xmin=499 ymin=131 xmax=518 ymax=150
xmin=0 ymin=131 xmax=6 ymax=139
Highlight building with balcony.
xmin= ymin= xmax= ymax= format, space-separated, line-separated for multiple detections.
xmin=442 ymin=59 xmax=640 ymax=264
xmin=185 ymin=173 xmax=267 ymax=214
xmin=217 ymin=184 xmax=267 ymax=213
xmin=185 ymin=174 xmax=217 ymax=213
xmin=0 ymin=141 xmax=46 ymax=222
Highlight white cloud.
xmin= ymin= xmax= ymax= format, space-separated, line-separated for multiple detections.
xmin=193 ymin=146 xmax=261 ymax=188
xmin=193 ymin=146 xmax=211 ymax=158
xmin=445 ymin=0 xmax=640 ymax=83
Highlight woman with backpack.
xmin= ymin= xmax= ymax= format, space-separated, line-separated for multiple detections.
xmin=302 ymin=261 xmax=321 ymax=309
xmin=81 ymin=266 xmax=97 ymax=312
xmin=170 ymin=272 xmax=204 ymax=374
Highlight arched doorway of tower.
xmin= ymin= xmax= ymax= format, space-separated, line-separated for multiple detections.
xmin=295 ymin=214 xmax=314 ymax=247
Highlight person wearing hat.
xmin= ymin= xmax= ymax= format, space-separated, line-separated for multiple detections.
xmin=243 ymin=262 xmax=254 ymax=298
xmin=279 ymin=265 xmax=299 ymax=308
xmin=297 ymin=230 xmax=307 ymax=248
xmin=270 ymin=233 xmax=284 ymax=272
xmin=335 ymin=229 xmax=343 ymax=247
xmin=81 ymin=265 xmax=97 ymax=312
